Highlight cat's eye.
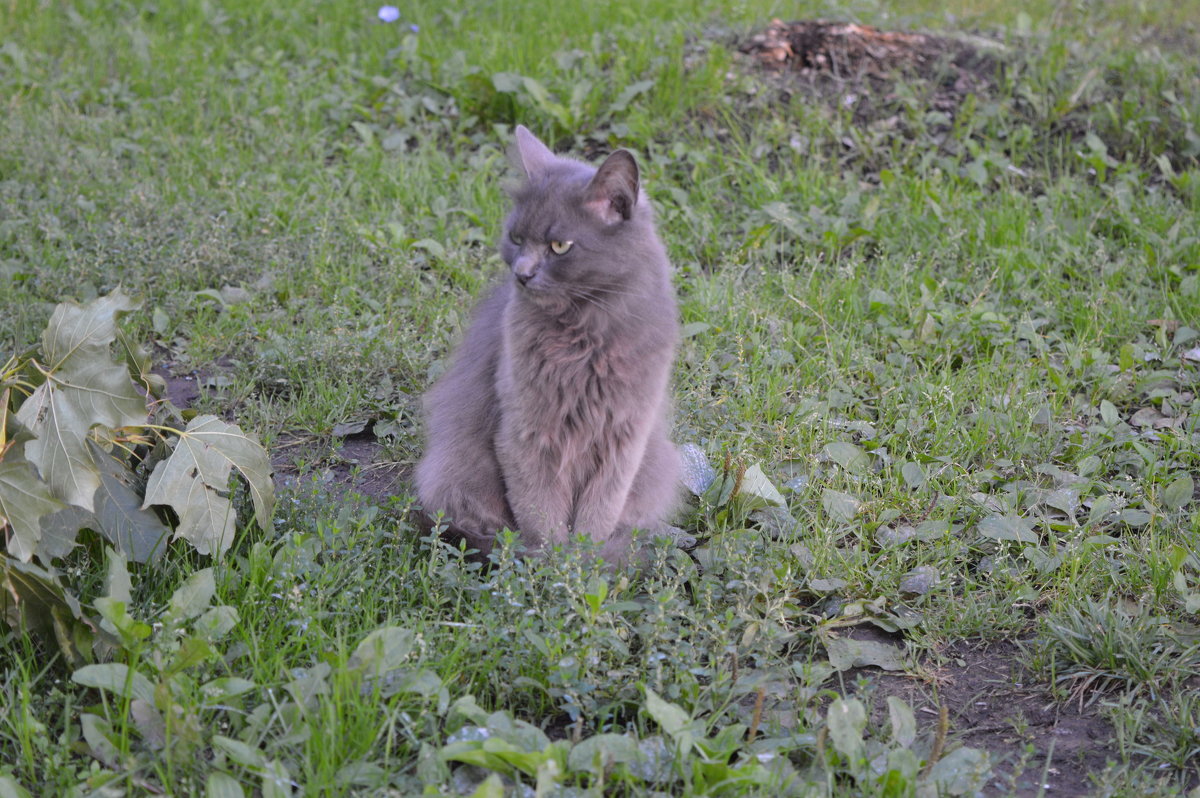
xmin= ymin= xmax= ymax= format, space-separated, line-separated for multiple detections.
xmin=509 ymin=232 xmax=524 ymax=245
xmin=549 ymin=240 xmax=573 ymax=255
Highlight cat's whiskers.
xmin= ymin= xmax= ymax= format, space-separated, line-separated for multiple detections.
xmin=565 ymin=287 xmax=654 ymax=323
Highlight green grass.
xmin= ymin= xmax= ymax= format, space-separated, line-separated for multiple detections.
xmin=3 ymin=0 xmax=1200 ymax=794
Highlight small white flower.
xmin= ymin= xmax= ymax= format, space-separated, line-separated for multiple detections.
xmin=377 ymin=5 xmax=400 ymax=22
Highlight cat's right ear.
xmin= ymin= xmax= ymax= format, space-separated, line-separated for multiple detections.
xmin=583 ymin=150 xmax=639 ymax=225
xmin=513 ymin=125 xmax=556 ymax=180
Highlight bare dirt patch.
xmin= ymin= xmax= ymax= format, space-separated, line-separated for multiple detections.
xmin=739 ymin=19 xmax=1002 ymax=123
xmin=271 ymin=429 xmax=407 ymax=502
xmin=155 ymin=362 xmax=407 ymax=503
xmin=152 ymin=364 xmax=204 ymax=408
xmin=850 ymin=639 xmax=1118 ymax=796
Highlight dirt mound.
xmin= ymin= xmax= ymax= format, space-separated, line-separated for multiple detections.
xmin=739 ymin=19 xmax=1002 ymax=123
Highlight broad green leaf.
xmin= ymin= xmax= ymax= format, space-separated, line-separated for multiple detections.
xmin=826 ymin=698 xmax=866 ymax=762
xmin=94 ymin=597 xmax=151 ymax=648
xmin=90 ymin=443 xmax=170 ymax=563
xmin=977 ymin=515 xmax=1039 ymax=544
xmin=167 ymin=635 xmax=214 ymax=674
xmin=195 ymin=605 xmax=240 ymax=640
xmin=212 ymin=735 xmax=265 ymax=768
xmin=479 ymin=738 xmax=554 ymax=776
xmin=0 ymin=775 xmax=33 ymax=798
xmin=609 ymin=79 xmax=655 ymax=113
xmin=130 ymin=698 xmax=166 ymax=750
xmin=809 ymin=577 xmax=848 ymax=592
xmin=1044 ymin=488 xmax=1078 ymax=516
xmin=262 ymin=758 xmax=292 ymax=798
xmin=0 ymin=450 xmax=64 ymax=560
xmin=644 ymin=686 xmax=689 ymax=738
xmin=80 ymin=713 xmax=120 ymax=766
xmin=823 ymin=442 xmax=870 ymax=474
xmin=143 ymin=415 xmax=274 ymax=556
xmin=151 ymin=307 xmax=170 ymax=336
xmin=822 ymin=489 xmax=862 ymax=522
xmin=285 ymin=663 xmax=330 ymax=706
xmin=887 ymin=697 xmax=916 ymax=747
xmin=822 ymin=635 xmax=906 ymax=672
xmin=449 ymin=694 xmax=490 ymax=725
xmin=1023 ymin=546 xmax=1064 ymax=574
xmin=409 ymin=238 xmax=445 ymax=259
xmin=901 ymin=461 xmax=926 ymax=489
xmin=205 ymin=772 xmax=245 ymax=798
xmin=738 ymin=463 xmax=786 ymax=507
xmin=16 ymin=292 xmax=146 ymax=510
xmin=39 ymin=290 xmax=139 ymax=371
xmin=702 ymin=470 xmax=736 ymax=507
xmin=1099 ymin=400 xmax=1119 ymax=426
xmin=102 ymin=547 xmax=131 ymax=605
xmin=1 ymin=557 xmax=95 ymax=664
xmin=1087 ymin=495 xmax=1115 ymax=526
xmin=469 ymin=774 xmax=505 ymax=798
xmin=750 ymin=506 xmax=799 ymax=538
xmin=1117 ymin=508 xmax=1153 ymax=527
xmin=350 ymin=626 xmax=415 ymax=677
xmin=925 ymin=746 xmax=990 ymax=794
xmin=867 ymin=288 xmax=895 ymax=312
xmin=166 ymin=568 xmax=215 ymax=623
xmin=491 ymin=72 xmax=523 ymax=93
xmin=1162 ymin=475 xmax=1194 ymax=510
xmin=417 ymin=742 xmax=450 ymax=786
xmin=485 ymin=710 xmax=551 ymax=752
xmin=34 ymin=505 xmax=90 ymax=561
xmin=441 ymin=740 xmax=516 ymax=773
xmin=899 ymin=565 xmax=938 ymax=595
xmin=335 ymin=761 xmax=387 ymax=789
xmin=380 ymin=668 xmax=443 ymax=699
xmin=73 ymin=662 xmax=156 ymax=703
xmin=568 ymin=733 xmax=641 ymax=774
xmin=202 ymin=677 xmax=258 ymax=705
xmin=678 ymin=443 xmax=716 ymax=495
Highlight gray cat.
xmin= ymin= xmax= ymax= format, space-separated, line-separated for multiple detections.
xmin=414 ymin=125 xmax=681 ymax=563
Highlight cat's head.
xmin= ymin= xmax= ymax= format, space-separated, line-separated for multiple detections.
xmin=500 ymin=126 xmax=655 ymax=305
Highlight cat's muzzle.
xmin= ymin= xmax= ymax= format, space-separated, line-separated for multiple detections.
xmin=512 ymin=254 xmax=539 ymax=286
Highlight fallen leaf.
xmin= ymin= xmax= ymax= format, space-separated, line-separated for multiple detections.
xmin=898 ymin=565 xmax=938 ymax=595
xmin=822 ymin=442 xmax=870 ymax=474
xmin=821 ymin=489 xmax=861 ymax=522
xmin=678 ymin=443 xmax=716 ymax=495
xmin=739 ymin=463 xmax=786 ymax=507
xmin=977 ymin=515 xmax=1039 ymax=544
xmin=822 ymin=634 xmax=905 ymax=671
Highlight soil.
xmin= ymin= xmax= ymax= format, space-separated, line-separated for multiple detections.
xmin=152 ymin=364 xmax=203 ymax=408
xmin=737 ymin=19 xmax=1004 ymax=141
xmin=844 ymin=633 xmax=1120 ymax=797
xmin=271 ymin=429 xmax=407 ymax=501
xmin=155 ymin=362 xmax=406 ymax=502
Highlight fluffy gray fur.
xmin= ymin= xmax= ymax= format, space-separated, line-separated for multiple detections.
xmin=414 ymin=125 xmax=681 ymax=562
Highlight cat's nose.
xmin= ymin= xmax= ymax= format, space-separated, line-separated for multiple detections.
xmin=513 ymin=255 xmax=539 ymax=285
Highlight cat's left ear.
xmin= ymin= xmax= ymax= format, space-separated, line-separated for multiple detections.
xmin=514 ymin=125 xmax=557 ymax=180
xmin=584 ymin=150 xmax=639 ymax=225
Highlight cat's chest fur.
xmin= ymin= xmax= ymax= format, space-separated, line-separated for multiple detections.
xmin=502 ymin=309 xmax=618 ymax=391
xmin=497 ymin=297 xmax=651 ymax=450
